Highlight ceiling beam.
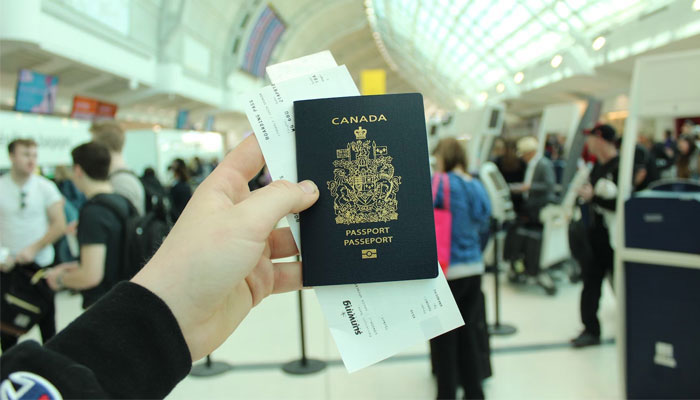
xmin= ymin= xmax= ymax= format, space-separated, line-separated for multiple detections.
xmin=32 ymin=58 xmax=73 ymax=75
xmin=71 ymin=74 xmax=116 ymax=93
xmin=106 ymin=88 xmax=163 ymax=106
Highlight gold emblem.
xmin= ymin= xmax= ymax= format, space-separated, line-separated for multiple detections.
xmin=361 ymin=249 xmax=377 ymax=259
xmin=327 ymin=126 xmax=401 ymax=225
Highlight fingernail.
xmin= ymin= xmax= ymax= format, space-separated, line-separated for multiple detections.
xmin=299 ymin=180 xmax=317 ymax=193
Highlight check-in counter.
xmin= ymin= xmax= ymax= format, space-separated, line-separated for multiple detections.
xmin=622 ymin=191 xmax=700 ymax=398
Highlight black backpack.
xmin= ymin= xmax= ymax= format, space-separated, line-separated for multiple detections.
xmin=0 ymin=265 xmax=53 ymax=337
xmin=140 ymin=175 xmax=171 ymax=218
xmin=111 ymin=169 xmax=171 ymax=218
xmin=91 ymin=195 xmax=172 ymax=281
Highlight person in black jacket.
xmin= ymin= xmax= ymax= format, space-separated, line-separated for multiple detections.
xmin=0 ymin=135 xmax=320 ymax=398
xmin=571 ymin=124 xmax=619 ymax=348
xmin=168 ymin=159 xmax=192 ymax=222
xmin=141 ymin=167 xmax=167 ymax=213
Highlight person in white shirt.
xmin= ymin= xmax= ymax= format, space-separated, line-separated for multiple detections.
xmin=0 ymin=139 xmax=66 ymax=351
xmin=90 ymin=120 xmax=146 ymax=215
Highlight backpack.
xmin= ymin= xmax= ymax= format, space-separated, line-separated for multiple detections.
xmin=111 ymin=168 xmax=171 ymax=218
xmin=91 ymin=195 xmax=172 ymax=281
xmin=0 ymin=265 xmax=53 ymax=337
xmin=140 ymin=175 xmax=171 ymax=218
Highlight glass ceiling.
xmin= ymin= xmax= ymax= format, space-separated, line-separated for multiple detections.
xmin=367 ymin=0 xmax=676 ymax=105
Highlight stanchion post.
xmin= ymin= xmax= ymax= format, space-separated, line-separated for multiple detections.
xmin=297 ymin=290 xmax=308 ymax=365
xmin=488 ymin=223 xmax=517 ymax=336
xmin=190 ymin=354 xmax=234 ymax=377
xmin=282 ymin=289 xmax=326 ymax=374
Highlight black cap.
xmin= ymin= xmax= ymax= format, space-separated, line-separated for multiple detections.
xmin=590 ymin=124 xmax=617 ymax=143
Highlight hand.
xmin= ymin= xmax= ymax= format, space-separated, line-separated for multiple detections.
xmin=510 ymin=183 xmax=530 ymax=194
xmin=132 ymin=135 xmax=319 ymax=361
xmin=0 ymin=256 xmax=16 ymax=272
xmin=45 ymin=263 xmax=76 ymax=291
xmin=66 ymin=221 xmax=78 ymax=235
xmin=578 ymin=182 xmax=594 ymax=202
xmin=15 ymin=245 xmax=38 ymax=265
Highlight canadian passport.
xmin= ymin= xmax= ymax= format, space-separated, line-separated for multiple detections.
xmin=295 ymin=93 xmax=438 ymax=286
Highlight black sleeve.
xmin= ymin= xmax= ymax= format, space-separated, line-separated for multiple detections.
xmin=77 ymin=205 xmax=111 ymax=245
xmin=0 ymin=282 xmax=191 ymax=399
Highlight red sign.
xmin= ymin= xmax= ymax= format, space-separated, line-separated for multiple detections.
xmin=71 ymin=96 xmax=98 ymax=120
xmin=95 ymin=101 xmax=117 ymax=119
xmin=70 ymin=95 xmax=118 ymax=120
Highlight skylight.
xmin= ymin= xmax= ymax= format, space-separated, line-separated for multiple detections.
xmin=367 ymin=0 xmax=676 ymax=104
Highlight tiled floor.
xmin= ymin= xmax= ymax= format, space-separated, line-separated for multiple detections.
xmin=22 ymin=264 xmax=619 ymax=399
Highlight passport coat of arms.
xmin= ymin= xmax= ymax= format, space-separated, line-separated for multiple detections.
xmin=327 ymin=126 xmax=401 ymax=225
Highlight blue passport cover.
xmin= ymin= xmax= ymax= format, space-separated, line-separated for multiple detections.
xmin=294 ymin=93 xmax=438 ymax=286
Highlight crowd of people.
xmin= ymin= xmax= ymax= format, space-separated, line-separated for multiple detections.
xmin=429 ymin=121 xmax=699 ymax=397
xmin=492 ymin=123 xmax=699 ymax=295
xmin=0 ymin=134 xmax=318 ymax=398
xmin=493 ymin=120 xmax=700 ymax=193
xmin=0 ymin=118 xmax=697 ymax=398
xmin=0 ymin=121 xmax=222 ymax=351
xmin=637 ymin=121 xmax=700 ymax=183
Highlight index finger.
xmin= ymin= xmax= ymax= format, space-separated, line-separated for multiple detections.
xmin=204 ymin=135 xmax=266 ymax=203
xmin=236 ymin=180 xmax=319 ymax=239
xmin=218 ymin=134 xmax=266 ymax=182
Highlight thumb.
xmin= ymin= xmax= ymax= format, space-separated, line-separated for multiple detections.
xmin=236 ymin=180 xmax=319 ymax=235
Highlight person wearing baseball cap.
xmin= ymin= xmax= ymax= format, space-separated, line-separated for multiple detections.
xmin=571 ymin=124 xmax=620 ymax=348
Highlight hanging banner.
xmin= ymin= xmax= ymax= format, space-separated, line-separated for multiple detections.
xmin=15 ymin=69 xmax=58 ymax=114
xmin=176 ymin=109 xmax=189 ymax=129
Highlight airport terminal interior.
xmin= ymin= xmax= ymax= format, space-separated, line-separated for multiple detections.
xmin=1 ymin=0 xmax=699 ymax=399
